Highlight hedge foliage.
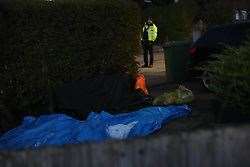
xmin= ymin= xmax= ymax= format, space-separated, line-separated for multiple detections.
xmin=196 ymin=0 xmax=232 ymax=26
xmin=203 ymin=41 xmax=250 ymax=116
xmin=143 ymin=1 xmax=198 ymax=43
xmin=0 ymin=0 xmax=141 ymax=131
xmin=142 ymin=0 xmax=242 ymax=43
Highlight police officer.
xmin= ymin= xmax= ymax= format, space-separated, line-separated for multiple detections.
xmin=141 ymin=17 xmax=157 ymax=68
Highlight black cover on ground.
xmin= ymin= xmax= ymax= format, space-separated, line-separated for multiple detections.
xmin=53 ymin=74 xmax=151 ymax=118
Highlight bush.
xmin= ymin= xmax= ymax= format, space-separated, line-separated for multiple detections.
xmin=0 ymin=100 xmax=18 ymax=133
xmin=0 ymin=0 xmax=141 ymax=127
xmin=143 ymin=1 xmax=198 ymax=43
xmin=197 ymin=0 xmax=232 ymax=26
xmin=203 ymin=41 xmax=250 ymax=116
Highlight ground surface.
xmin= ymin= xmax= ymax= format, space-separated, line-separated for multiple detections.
xmin=137 ymin=46 xmax=218 ymax=133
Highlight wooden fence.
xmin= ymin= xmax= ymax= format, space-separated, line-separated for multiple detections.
xmin=1 ymin=125 xmax=250 ymax=167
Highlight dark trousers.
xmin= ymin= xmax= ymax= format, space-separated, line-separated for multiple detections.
xmin=142 ymin=41 xmax=154 ymax=66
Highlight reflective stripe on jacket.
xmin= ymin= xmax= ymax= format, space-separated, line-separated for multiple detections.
xmin=142 ymin=23 xmax=157 ymax=42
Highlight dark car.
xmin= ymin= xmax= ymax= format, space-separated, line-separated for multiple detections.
xmin=188 ymin=21 xmax=250 ymax=88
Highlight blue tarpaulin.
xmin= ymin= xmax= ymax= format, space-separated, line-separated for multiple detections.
xmin=0 ymin=105 xmax=191 ymax=150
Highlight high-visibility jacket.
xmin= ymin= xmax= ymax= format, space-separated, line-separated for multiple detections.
xmin=142 ymin=23 xmax=158 ymax=42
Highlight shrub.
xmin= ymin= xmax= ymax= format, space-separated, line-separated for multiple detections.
xmin=198 ymin=0 xmax=232 ymax=25
xmin=0 ymin=100 xmax=18 ymax=133
xmin=143 ymin=1 xmax=198 ymax=43
xmin=0 ymin=0 xmax=141 ymax=126
xmin=203 ymin=41 xmax=250 ymax=116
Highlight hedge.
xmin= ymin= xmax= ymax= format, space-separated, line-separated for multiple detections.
xmin=203 ymin=41 xmax=250 ymax=120
xmin=143 ymin=1 xmax=198 ymax=43
xmin=0 ymin=0 xmax=141 ymax=132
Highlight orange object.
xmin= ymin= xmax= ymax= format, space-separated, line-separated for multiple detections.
xmin=134 ymin=74 xmax=149 ymax=95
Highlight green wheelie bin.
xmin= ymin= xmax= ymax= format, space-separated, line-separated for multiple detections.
xmin=163 ymin=41 xmax=190 ymax=82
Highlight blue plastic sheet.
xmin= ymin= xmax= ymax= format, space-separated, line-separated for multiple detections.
xmin=0 ymin=105 xmax=191 ymax=150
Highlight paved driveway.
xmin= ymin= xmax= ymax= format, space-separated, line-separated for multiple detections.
xmin=136 ymin=46 xmax=167 ymax=88
xmin=137 ymin=45 xmax=217 ymax=132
